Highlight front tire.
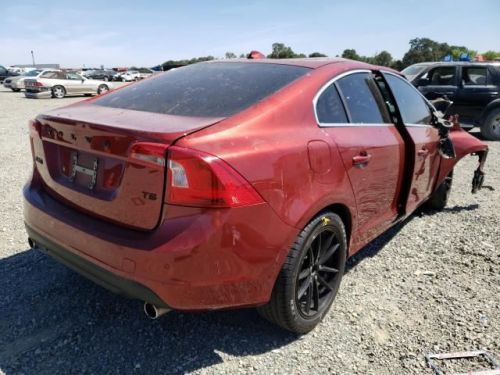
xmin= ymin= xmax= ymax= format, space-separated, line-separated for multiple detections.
xmin=425 ymin=171 xmax=453 ymax=211
xmin=52 ymin=85 xmax=66 ymax=99
xmin=258 ymin=212 xmax=347 ymax=334
xmin=97 ymin=84 xmax=109 ymax=95
xmin=480 ymin=108 xmax=500 ymax=141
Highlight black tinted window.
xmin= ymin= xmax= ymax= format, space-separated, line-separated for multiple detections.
xmin=385 ymin=74 xmax=432 ymax=125
xmin=428 ymin=67 xmax=457 ymax=85
xmin=463 ymin=67 xmax=488 ymax=85
xmin=337 ymin=73 xmax=389 ymax=123
xmin=94 ymin=62 xmax=310 ymax=117
xmin=316 ymin=84 xmax=348 ymax=123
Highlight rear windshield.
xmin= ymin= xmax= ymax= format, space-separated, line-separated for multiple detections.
xmin=94 ymin=62 xmax=310 ymax=117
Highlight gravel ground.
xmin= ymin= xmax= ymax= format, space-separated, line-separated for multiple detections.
xmin=0 ymin=86 xmax=498 ymax=374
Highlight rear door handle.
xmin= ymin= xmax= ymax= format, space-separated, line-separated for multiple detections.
xmin=417 ymin=148 xmax=429 ymax=157
xmin=352 ymin=153 xmax=372 ymax=166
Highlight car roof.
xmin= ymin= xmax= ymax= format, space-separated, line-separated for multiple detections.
xmin=204 ymin=58 xmax=397 ymax=72
xmin=411 ymin=61 xmax=500 ymax=67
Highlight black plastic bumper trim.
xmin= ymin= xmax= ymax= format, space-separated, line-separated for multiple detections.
xmin=25 ymin=223 xmax=168 ymax=308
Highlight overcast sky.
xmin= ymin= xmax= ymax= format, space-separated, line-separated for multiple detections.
xmin=2 ymin=0 xmax=499 ymax=68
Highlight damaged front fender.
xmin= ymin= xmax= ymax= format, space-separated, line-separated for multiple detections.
xmin=436 ymin=119 xmax=488 ymax=194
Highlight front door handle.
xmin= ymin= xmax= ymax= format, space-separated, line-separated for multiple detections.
xmin=417 ymin=148 xmax=429 ymax=157
xmin=352 ymin=153 xmax=372 ymax=166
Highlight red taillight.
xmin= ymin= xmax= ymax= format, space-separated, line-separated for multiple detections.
xmin=166 ymin=146 xmax=264 ymax=208
xmin=33 ymin=81 xmax=44 ymax=87
xmin=129 ymin=142 xmax=168 ymax=169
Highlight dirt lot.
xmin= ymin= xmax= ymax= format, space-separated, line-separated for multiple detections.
xmin=0 ymin=86 xmax=498 ymax=374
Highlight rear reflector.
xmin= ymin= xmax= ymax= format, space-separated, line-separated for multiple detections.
xmin=129 ymin=142 xmax=168 ymax=168
xmin=166 ymin=146 xmax=264 ymax=208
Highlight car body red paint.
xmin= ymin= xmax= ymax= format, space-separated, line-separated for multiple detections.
xmin=23 ymin=58 xmax=488 ymax=314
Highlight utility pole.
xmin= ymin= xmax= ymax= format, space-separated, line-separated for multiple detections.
xmin=31 ymin=50 xmax=36 ymax=67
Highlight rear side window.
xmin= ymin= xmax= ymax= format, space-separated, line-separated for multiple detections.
xmin=316 ymin=84 xmax=348 ymax=123
xmin=428 ymin=67 xmax=457 ymax=85
xmin=94 ymin=62 xmax=310 ymax=117
xmin=41 ymin=71 xmax=64 ymax=79
xmin=463 ymin=67 xmax=488 ymax=85
xmin=336 ymin=72 xmax=390 ymax=124
xmin=385 ymin=74 xmax=432 ymax=125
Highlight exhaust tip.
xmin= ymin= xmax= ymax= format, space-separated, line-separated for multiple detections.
xmin=144 ymin=302 xmax=170 ymax=319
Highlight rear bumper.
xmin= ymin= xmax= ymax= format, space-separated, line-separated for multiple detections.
xmin=26 ymin=224 xmax=167 ymax=307
xmin=23 ymin=179 xmax=297 ymax=311
xmin=25 ymin=90 xmax=51 ymax=98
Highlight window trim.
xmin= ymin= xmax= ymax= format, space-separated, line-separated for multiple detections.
xmin=381 ymin=70 xmax=435 ymax=128
xmin=313 ymin=69 xmax=392 ymax=128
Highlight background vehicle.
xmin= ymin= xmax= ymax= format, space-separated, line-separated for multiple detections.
xmin=24 ymin=71 xmax=112 ymax=98
xmin=3 ymin=69 xmax=42 ymax=91
xmin=117 ymin=70 xmax=140 ymax=81
xmin=136 ymin=68 xmax=154 ymax=79
xmin=86 ymin=69 xmax=117 ymax=81
xmin=24 ymin=59 xmax=487 ymax=333
xmin=0 ymin=65 xmax=19 ymax=82
xmin=403 ymin=61 xmax=500 ymax=140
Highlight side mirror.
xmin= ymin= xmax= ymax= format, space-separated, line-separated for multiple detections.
xmin=417 ymin=77 xmax=429 ymax=87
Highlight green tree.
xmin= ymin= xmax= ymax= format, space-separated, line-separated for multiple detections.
xmin=482 ymin=50 xmax=500 ymax=60
xmin=225 ymin=52 xmax=237 ymax=59
xmin=341 ymin=49 xmax=361 ymax=60
xmin=268 ymin=43 xmax=299 ymax=58
xmin=309 ymin=52 xmax=327 ymax=57
xmin=372 ymin=50 xmax=393 ymax=66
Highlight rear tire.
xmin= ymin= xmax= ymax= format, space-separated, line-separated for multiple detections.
xmin=52 ymin=85 xmax=66 ymax=99
xmin=11 ymin=88 xmax=21 ymax=92
xmin=480 ymin=108 xmax=500 ymax=141
xmin=257 ymin=212 xmax=347 ymax=334
xmin=425 ymin=171 xmax=453 ymax=211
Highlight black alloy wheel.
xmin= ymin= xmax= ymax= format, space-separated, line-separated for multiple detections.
xmin=295 ymin=227 xmax=342 ymax=318
xmin=258 ymin=212 xmax=347 ymax=333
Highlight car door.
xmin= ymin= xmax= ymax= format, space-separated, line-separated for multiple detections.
xmin=315 ymin=71 xmax=406 ymax=242
xmin=383 ymin=73 xmax=441 ymax=213
xmin=64 ymin=73 xmax=85 ymax=94
xmin=453 ymin=66 xmax=499 ymax=124
xmin=417 ymin=65 xmax=459 ymax=101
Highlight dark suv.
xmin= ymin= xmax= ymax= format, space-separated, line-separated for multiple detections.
xmin=0 ymin=65 xmax=19 ymax=83
xmin=402 ymin=62 xmax=500 ymax=140
xmin=86 ymin=69 xmax=117 ymax=81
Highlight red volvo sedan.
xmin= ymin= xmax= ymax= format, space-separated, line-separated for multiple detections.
xmin=24 ymin=58 xmax=488 ymax=333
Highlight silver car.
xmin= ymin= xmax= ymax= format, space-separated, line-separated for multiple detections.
xmin=24 ymin=71 xmax=113 ymax=99
xmin=3 ymin=70 xmax=43 ymax=91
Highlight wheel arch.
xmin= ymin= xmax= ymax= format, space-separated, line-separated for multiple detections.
xmin=479 ymin=99 xmax=500 ymax=124
xmin=313 ymin=202 xmax=353 ymax=251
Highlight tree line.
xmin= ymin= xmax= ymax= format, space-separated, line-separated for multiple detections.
xmin=161 ymin=38 xmax=500 ymax=71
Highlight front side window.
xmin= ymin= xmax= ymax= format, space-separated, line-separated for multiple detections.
xmin=428 ymin=67 xmax=457 ymax=86
xmin=463 ymin=67 xmax=488 ymax=85
xmin=385 ymin=74 xmax=432 ymax=125
xmin=336 ymin=72 xmax=390 ymax=124
xmin=316 ymin=84 xmax=348 ymax=124
xmin=94 ymin=62 xmax=310 ymax=117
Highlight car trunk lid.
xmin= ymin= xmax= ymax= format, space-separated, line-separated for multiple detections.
xmin=31 ymin=103 xmax=223 ymax=230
